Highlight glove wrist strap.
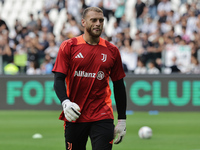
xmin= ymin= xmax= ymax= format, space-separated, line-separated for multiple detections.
xmin=62 ymin=99 xmax=70 ymax=107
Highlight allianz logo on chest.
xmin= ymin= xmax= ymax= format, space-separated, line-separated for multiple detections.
xmin=74 ymin=71 xmax=105 ymax=80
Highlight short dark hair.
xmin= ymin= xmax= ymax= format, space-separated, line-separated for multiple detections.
xmin=82 ymin=7 xmax=103 ymax=19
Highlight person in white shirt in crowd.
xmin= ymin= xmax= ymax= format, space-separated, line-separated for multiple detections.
xmin=188 ymin=55 xmax=200 ymax=74
xmin=118 ymin=14 xmax=130 ymax=32
xmin=120 ymin=38 xmax=138 ymax=72
xmin=63 ymin=17 xmax=82 ymax=39
xmin=131 ymin=32 xmax=145 ymax=56
xmin=157 ymin=0 xmax=171 ymax=17
xmin=110 ymin=21 xmax=123 ymax=44
xmin=166 ymin=10 xmax=180 ymax=26
xmin=147 ymin=60 xmax=160 ymax=74
xmin=26 ymin=61 xmax=41 ymax=75
xmin=134 ymin=57 xmax=147 ymax=74
xmin=44 ymin=40 xmax=59 ymax=62
xmin=41 ymin=11 xmax=54 ymax=33
xmin=186 ymin=9 xmax=197 ymax=36
xmin=140 ymin=15 xmax=157 ymax=35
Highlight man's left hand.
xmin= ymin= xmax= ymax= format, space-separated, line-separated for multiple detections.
xmin=114 ymin=119 xmax=126 ymax=144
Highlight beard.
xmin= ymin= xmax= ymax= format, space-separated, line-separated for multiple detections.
xmin=86 ymin=26 xmax=102 ymax=37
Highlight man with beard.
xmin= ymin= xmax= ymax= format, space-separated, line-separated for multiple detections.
xmin=52 ymin=7 xmax=127 ymax=150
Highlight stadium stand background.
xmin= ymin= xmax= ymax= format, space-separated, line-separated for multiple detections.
xmin=0 ymin=0 xmax=200 ymax=75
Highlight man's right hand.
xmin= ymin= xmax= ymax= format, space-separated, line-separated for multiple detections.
xmin=62 ymin=99 xmax=81 ymax=122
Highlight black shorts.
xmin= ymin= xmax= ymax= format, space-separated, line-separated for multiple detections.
xmin=64 ymin=119 xmax=114 ymax=150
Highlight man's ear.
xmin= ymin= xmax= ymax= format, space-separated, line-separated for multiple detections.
xmin=81 ymin=18 xmax=85 ymax=27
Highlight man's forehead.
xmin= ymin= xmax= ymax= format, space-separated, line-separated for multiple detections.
xmin=86 ymin=11 xmax=104 ymax=18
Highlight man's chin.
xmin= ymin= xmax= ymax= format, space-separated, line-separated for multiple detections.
xmin=91 ymin=32 xmax=101 ymax=37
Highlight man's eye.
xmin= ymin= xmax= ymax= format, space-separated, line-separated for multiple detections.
xmin=92 ymin=19 xmax=97 ymax=22
xmin=99 ymin=19 xmax=104 ymax=23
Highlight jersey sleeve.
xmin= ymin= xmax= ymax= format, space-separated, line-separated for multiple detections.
xmin=110 ymin=47 xmax=126 ymax=81
xmin=52 ymin=40 xmax=71 ymax=75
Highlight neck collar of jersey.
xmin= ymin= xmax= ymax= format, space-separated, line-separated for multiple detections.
xmin=76 ymin=35 xmax=106 ymax=47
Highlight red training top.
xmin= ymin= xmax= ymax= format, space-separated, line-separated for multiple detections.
xmin=52 ymin=35 xmax=125 ymax=122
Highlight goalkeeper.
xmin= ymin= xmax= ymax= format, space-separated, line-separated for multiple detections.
xmin=52 ymin=6 xmax=127 ymax=150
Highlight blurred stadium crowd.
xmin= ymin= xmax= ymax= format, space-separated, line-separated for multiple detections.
xmin=0 ymin=0 xmax=200 ymax=75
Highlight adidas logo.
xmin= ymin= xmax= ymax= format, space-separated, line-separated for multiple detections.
xmin=75 ymin=52 xmax=84 ymax=58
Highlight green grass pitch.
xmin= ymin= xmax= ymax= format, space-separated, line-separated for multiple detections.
xmin=0 ymin=110 xmax=200 ymax=150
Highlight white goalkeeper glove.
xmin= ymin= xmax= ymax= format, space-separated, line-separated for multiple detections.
xmin=114 ymin=119 xmax=126 ymax=144
xmin=62 ymin=99 xmax=81 ymax=122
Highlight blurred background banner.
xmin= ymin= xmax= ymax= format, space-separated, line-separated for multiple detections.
xmin=0 ymin=74 xmax=199 ymax=111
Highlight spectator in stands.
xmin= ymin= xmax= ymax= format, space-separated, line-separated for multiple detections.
xmin=0 ymin=16 xmax=9 ymax=32
xmin=25 ymin=33 xmax=38 ymax=63
xmin=41 ymin=11 xmax=54 ymax=33
xmin=140 ymin=32 xmax=154 ymax=64
xmin=44 ymin=40 xmax=59 ymax=62
xmin=166 ymin=10 xmax=180 ymax=26
xmin=63 ymin=18 xmax=81 ymax=39
xmin=31 ymin=32 xmax=49 ymax=64
xmin=102 ymin=0 xmax=117 ymax=22
xmin=186 ymin=9 xmax=197 ymax=35
xmin=14 ymin=19 xmax=23 ymax=36
xmin=157 ymin=0 xmax=171 ymax=17
xmin=181 ymin=26 xmax=190 ymax=44
xmin=146 ymin=0 xmax=159 ymax=19
xmin=118 ymin=14 xmax=130 ymax=32
xmin=27 ymin=13 xmax=38 ymax=32
xmin=36 ymin=18 xmax=42 ymax=31
xmin=188 ymin=55 xmax=200 ymax=74
xmin=110 ymin=21 xmax=123 ymax=44
xmin=65 ymin=0 xmax=82 ymax=22
xmin=169 ymin=56 xmax=181 ymax=73
xmin=131 ymin=32 xmax=144 ymax=56
xmin=0 ymin=33 xmax=14 ymax=68
xmin=56 ymin=0 xmax=65 ymax=12
xmin=134 ymin=0 xmax=148 ymax=30
xmin=40 ymin=54 xmax=53 ymax=74
xmin=26 ymin=61 xmax=41 ymax=75
xmin=120 ymin=38 xmax=138 ymax=72
xmin=4 ymin=61 xmax=19 ymax=75
xmin=147 ymin=60 xmax=160 ymax=74
xmin=140 ymin=15 xmax=157 ymax=35
xmin=134 ymin=57 xmax=147 ymax=74
xmin=114 ymin=0 xmax=127 ymax=24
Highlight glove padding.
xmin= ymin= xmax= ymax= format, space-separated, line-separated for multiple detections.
xmin=114 ymin=119 xmax=126 ymax=144
xmin=62 ymin=99 xmax=81 ymax=122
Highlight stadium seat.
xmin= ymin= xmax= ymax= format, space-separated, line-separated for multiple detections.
xmin=33 ymin=0 xmax=44 ymax=13
xmin=18 ymin=11 xmax=31 ymax=26
xmin=49 ymin=8 xmax=59 ymax=23
xmin=53 ymin=20 xmax=64 ymax=41
xmin=58 ymin=8 xmax=67 ymax=22
xmin=12 ymin=0 xmax=22 ymax=12
xmin=6 ymin=11 xmax=17 ymax=29
xmin=105 ymin=16 xmax=116 ymax=37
